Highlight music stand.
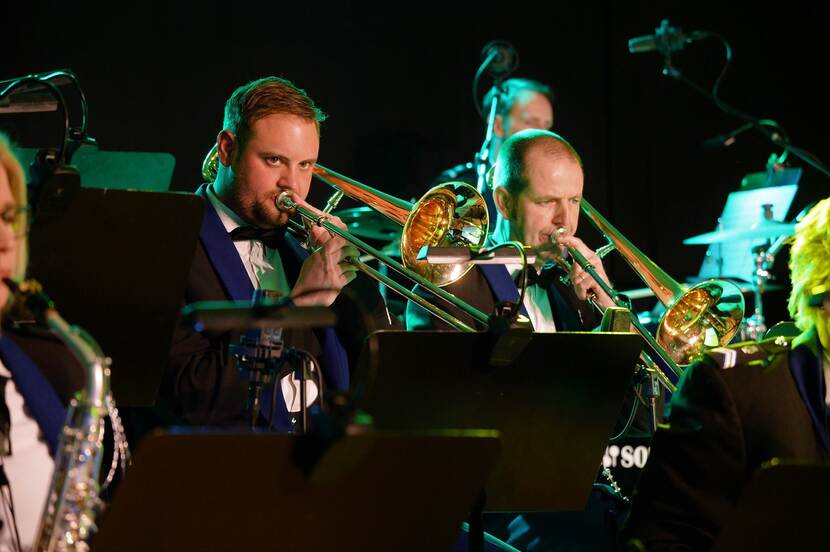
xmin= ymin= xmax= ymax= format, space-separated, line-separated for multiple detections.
xmin=16 ymin=144 xmax=176 ymax=191
xmin=711 ymin=462 xmax=830 ymax=551
xmin=353 ymin=330 xmax=642 ymax=512
xmin=91 ymin=429 xmax=501 ymax=552
xmin=27 ymin=187 xmax=204 ymax=405
xmin=695 ymin=184 xmax=798 ymax=284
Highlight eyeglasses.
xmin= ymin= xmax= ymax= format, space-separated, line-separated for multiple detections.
xmin=0 ymin=206 xmax=30 ymax=238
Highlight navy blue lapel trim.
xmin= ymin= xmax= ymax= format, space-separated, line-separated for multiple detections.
xmin=0 ymin=336 xmax=66 ymax=455
xmin=196 ymin=185 xmax=254 ymax=301
xmin=479 ymin=265 xmax=528 ymax=317
xmin=789 ymin=330 xmax=830 ymax=454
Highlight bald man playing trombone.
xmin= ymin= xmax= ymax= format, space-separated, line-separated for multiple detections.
xmin=406 ymin=129 xmax=637 ymax=551
xmin=407 ymin=129 xmax=615 ymax=334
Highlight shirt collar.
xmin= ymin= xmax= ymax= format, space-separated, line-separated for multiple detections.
xmin=206 ymin=184 xmax=247 ymax=234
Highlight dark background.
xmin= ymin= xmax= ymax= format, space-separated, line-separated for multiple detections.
xmin=2 ymin=1 xmax=828 ymax=326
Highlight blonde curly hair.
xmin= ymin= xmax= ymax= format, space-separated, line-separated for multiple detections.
xmin=788 ymin=197 xmax=830 ymax=331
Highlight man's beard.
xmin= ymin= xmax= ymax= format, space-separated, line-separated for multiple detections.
xmin=224 ymin=184 xmax=286 ymax=229
xmin=249 ymin=195 xmax=287 ymax=229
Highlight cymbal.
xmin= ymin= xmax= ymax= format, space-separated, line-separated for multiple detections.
xmin=683 ymin=221 xmax=796 ymax=245
xmin=333 ymin=206 xmax=402 ymax=242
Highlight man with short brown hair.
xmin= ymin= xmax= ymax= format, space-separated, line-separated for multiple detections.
xmin=161 ymin=76 xmax=394 ymax=432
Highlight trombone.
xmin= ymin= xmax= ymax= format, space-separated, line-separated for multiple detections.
xmin=552 ymin=200 xmax=745 ymax=391
xmin=202 ymin=144 xmax=492 ymax=332
xmin=203 ymin=143 xmax=743 ymax=384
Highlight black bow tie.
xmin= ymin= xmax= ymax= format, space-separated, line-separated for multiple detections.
xmin=517 ymin=264 xmax=561 ymax=288
xmin=229 ymin=225 xmax=287 ymax=250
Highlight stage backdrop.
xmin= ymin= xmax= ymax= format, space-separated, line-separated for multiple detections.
xmin=3 ymin=1 xmax=827 ymax=325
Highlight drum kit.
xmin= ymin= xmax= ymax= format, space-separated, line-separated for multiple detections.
xmin=681 ymin=207 xmax=796 ymax=341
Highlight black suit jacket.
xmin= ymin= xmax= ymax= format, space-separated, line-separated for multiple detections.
xmin=621 ymin=329 xmax=830 ymax=551
xmin=405 ymin=263 xmax=597 ymax=332
xmin=158 ymin=189 xmax=398 ymax=429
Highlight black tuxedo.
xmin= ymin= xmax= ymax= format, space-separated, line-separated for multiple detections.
xmin=0 ymin=319 xmax=84 ymax=455
xmin=158 ymin=186 xmax=397 ymax=431
xmin=622 ymin=329 xmax=830 ymax=551
xmin=406 ymin=263 xmax=597 ymax=332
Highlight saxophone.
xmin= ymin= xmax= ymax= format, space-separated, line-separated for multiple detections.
xmin=4 ymin=279 xmax=130 ymax=552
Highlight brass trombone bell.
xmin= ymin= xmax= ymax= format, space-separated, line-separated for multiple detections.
xmin=310 ymin=164 xmax=489 ymax=287
xmin=202 ymin=142 xmax=492 ymax=330
xmin=579 ymin=199 xmax=745 ymax=366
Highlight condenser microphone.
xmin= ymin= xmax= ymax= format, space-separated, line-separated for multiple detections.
xmin=628 ymin=20 xmax=705 ymax=55
xmin=481 ymin=40 xmax=518 ymax=76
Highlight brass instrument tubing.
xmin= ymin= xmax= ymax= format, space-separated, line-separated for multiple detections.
xmin=280 ymin=195 xmax=489 ymax=331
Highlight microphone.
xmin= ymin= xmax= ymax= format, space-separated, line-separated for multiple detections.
xmin=702 ymin=122 xmax=753 ymax=150
xmin=702 ymin=132 xmax=739 ymax=150
xmin=480 ymin=40 xmax=518 ymax=76
xmin=628 ymin=19 xmax=705 ymax=55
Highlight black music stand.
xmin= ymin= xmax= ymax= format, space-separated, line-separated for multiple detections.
xmin=711 ymin=462 xmax=830 ymax=551
xmin=91 ymin=429 xmax=501 ymax=552
xmin=27 ymin=187 xmax=204 ymax=405
xmin=354 ymin=330 xmax=642 ymax=513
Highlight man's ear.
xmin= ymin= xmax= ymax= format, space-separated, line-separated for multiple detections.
xmin=217 ymin=130 xmax=236 ymax=167
xmin=493 ymin=114 xmax=505 ymax=138
xmin=493 ymin=186 xmax=514 ymax=220
xmin=485 ymin=165 xmax=496 ymax=190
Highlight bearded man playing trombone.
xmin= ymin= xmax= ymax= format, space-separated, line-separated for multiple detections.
xmin=407 ymin=129 xmax=615 ymax=333
xmin=159 ymin=76 xmax=396 ymax=432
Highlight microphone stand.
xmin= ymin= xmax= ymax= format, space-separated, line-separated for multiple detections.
xmin=658 ymin=43 xmax=830 ymax=180
xmin=472 ymin=41 xmax=518 ymax=196
xmin=475 ymin=80 xmax=505 ymax=195
xmin=231 ymin=325 xmax=284 ymax=430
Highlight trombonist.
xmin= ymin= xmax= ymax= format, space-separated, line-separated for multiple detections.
xmin=160 ymin=76 xmax=397 ymax=431
xmin=407 ymin=129 xmax=615 ymax=333
xmin=407 ymin=129 xmax=628 ymax=551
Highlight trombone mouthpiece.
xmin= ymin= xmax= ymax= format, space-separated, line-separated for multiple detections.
xmin=275 ymin=191 xmax=296 ymax=213
xmin=551 ymin=226 xmax=569 ymax=243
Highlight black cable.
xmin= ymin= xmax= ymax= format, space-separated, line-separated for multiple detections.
xmin=664 ymin=32 xmax=829 ymax=179
xmin=472 ymin=50 xmax=499 ymax=120
xmin=608 ymin=382 xmax=641 ymax=443
xmin=41 ymin=70 xmax=89 ymax=137
xmin=270 ymin=371 xmax=279 ymax=429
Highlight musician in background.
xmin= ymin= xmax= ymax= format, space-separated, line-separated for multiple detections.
xmin=434 ymin=78 xmax=555 ymax=187
xmin=433 ymin=78 xmax=554 ymax=224
xmin=158 ymin=77 xmax=397 ymax=433
xmin=0 ymin=133 xmax=84 ymax=550
xmin=622 ymin=197 xmax=830 ymax=550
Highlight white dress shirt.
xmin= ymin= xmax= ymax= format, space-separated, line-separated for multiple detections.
xmin=506 ymin=263 xmax=557 ymax=333
xmin=0 ymin=360 xmax=53 ymax=552
xmin=205 ymin=186 xmax=291 ymax=296
xmin=205 ymin=187 xmax=317 ymax=413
